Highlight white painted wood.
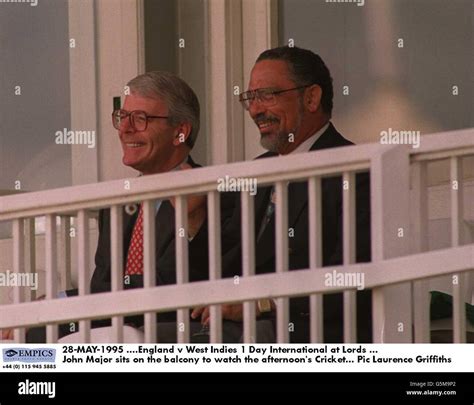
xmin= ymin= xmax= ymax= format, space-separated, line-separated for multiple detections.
xmin=94 ymin=0 xmax=141 ymax=182
xmin=2 ymin=244 xmax=473 ymax=330
xmin=24 ymin=218 xmax=36 ymax=302
xmin=59 ymin=216 xmax=72 ymax=293
xmin=136 ymin=0 xmax=146 ymax=75
xmin=411 ymin=162 xmax=430 ymax=343
xmin=110 ymin=205 xmax=124 ymax=343
xmin=13 ymin=219 xmax=25 ymax=343
xmin=241 ymin=190 xmax=256 ymax=343
xmin=68 ymin=0 xmax=99 ymax=185
xmin=370 ymin=145 xmax=412 ymax=343
xmin=308 ymin=177 xmax=323 ymax=343
xmin=242 ymin=0 xmax=278 ymax=160
xmin=207 ymin=0 xmax=244 ymax=164
xmin=450 ymin=157 xmax=466 ymax=343
xmin=0 ymin=129 xmax=472 ymax=345
xmin=275 ymin=181 xmax=289 ymax=343
xmin=77 ymin=210 xmax=90 ymax=343
xmin=0 ymin=142 xmax=378 ymax=221
xmin=343 ymin=171 xmax=357 ymax=343
xmin=143 ymin=200 xmax=156 ymax=343
xmin=175 ymin=196 xmax=189 ymax=343
xmin=208 ymin=191 xmax=222 ymax=343
xmin=45 ymin=215 xmax=58 ymax=343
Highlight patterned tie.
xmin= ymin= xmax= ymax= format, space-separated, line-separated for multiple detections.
xmin=125 ymin=204 xmax=144 ymax=275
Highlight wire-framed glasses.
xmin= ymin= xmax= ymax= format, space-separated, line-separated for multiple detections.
xmin=238 ymin=85 xmax=311 ymax=110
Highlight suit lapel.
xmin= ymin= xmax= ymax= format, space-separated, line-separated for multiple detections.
xmin=255 ymin=123 xmax=352 ymax=268
xmin=123 ymin=204 xmax=139 ymax=264
xmin=286 ymin=123 xmax=353 ymax=228
xmin=155 ymin=200 xmax=175 ymax=257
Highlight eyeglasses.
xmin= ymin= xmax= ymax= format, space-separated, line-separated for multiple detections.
xmin=112 ymin=109 xmax=169 ymax=132
xmin=238 ymin=85 xmax=311 ymax=110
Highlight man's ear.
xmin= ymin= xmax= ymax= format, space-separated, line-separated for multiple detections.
xmin=173 ymin=122 xmax=192 ymax=146
xmin=305 ymin=84 xmax=322 ymax=113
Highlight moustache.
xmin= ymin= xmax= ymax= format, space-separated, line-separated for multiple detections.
xmin=254 ymin=115 xmax=279 ymax=125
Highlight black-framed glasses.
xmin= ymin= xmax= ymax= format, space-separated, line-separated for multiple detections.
xmin=112 ymin=109 xmax=169 ymax=132
xmin=238 ymin=85 xmax=311 ymax=110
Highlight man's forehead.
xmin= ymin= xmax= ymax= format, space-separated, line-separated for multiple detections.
xmin=123 ymin=93 xmax=167 ymax=110
xmin=248 ymin=59 xmax=294 ymax=89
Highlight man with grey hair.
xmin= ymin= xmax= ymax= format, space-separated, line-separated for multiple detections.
xmin=91 ymin=71 xmax=207 ymax=293
xmin=19 ymin=71 xmax=216 ymax=342
xmin=115 ymin=70 xmax=200 ymax=173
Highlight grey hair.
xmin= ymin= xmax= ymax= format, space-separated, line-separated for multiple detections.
xmin=127 ymin=71 xmax=200 ymax=149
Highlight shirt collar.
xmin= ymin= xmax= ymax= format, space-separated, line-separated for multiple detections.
xmin=287 ymin=122 xmax=330 ymax=155
xmin=139 ymin=156 xmax=189 ymax=176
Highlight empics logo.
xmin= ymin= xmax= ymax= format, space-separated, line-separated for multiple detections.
xmin=5 ymin=349 xmax=18 ymax=357
xmin=18 ymin=379 xmax=56 ymax=399
xmin=3 ymin=348 xmax=56 ymax=363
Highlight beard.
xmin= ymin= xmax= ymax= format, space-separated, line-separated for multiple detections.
xmin=258 ymin=99 xmax=304 ymax=154
xmin=260 ymin=119 xmax=302 ymax=154
xmin=260 ymin=130 xmax=289 ymax=154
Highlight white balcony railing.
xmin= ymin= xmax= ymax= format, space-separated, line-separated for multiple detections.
xmin=0 ymin=128 xmax=473 ymax=344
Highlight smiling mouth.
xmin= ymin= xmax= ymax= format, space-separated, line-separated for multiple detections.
xmin=124 ymin=142 xmax=145 ymax=148
xmin=256 ymin=120 xmax=278 ymax=133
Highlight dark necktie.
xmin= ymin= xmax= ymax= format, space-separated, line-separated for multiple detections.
xmin=257 ymin=187 xmax=275 ymax=242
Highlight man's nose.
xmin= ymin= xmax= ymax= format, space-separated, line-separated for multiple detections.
xmin=119 ymin=115 xmax=134 ymax=133
xmin=248 ymin=98 xmax=266 ymax=119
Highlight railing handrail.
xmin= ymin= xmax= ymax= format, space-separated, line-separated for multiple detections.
xmin=1 ymin=244 xmax=472 ymax=329
xmin=1 ymin=128 xmax=472 ymax=222
xmin=409 ymin=128 xmax=474 ymax=161
xmin=0 ymin=141 xmax=378 ymax=220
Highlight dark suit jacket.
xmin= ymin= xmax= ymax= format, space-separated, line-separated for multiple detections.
xmin=26 ymin=156 xmax=230 ymax=342
xmin=221 ymin=123 xmax=372 ymax=343
xmin=69 ymin=156 xmax=231 ymax=325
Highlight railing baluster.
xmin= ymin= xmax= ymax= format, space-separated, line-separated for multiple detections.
xmin=411 ymin=161 xmax=430 ymax=343
xmin=24 ymin=218 xmax=36 ymax=302
xmin=77 ymin=210 xmax=90 ymax=343
xmin=208 ymin=191 xmax=222 ymax=343
xmin=343 ymin=171 xmax=357 ymax=343
xmin=175 ymin=195 xmax=189 ymax=343
xmin=59 ymin=216 xmax=72 ymax=292
xmin=110 ymin=205 xmax=124 ymax=343
xmin=143 ymin=200 xmax=157 ymax=343
xmin=450 ymin=157 xmax=466 ymax=343
xmin=241 ymin=190 xmax=256 ymax=343
xmin=308 ymin=177 xmax=323 ymax=343
xmin=45 ymin=214 xmax=58 ymax=343
xmin=13 ymin=218 xmax=25 ymax=343
xmin=275 ymin=181 xmax=289 ymax=343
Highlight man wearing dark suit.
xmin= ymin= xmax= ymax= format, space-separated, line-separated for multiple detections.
xmin=193 ymin=46 xmax=371 ymax=343
xmin=23 ymin=71 xmax=212 ymax=342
